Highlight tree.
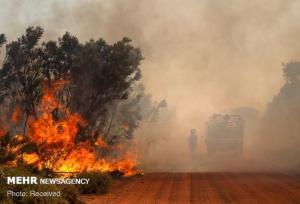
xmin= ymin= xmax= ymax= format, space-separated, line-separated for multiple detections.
xmin=103 ymin=84 xmax=167 ymax=145
xmin=68 ymin=37 xmax=142 ymax=141
xmin=259 ymin=62 xmax=300 ymax=165
xmin=283 ymin=62 xmax=300 ymax=84
xmin=0 ymin=27 xmax=44 ymax=136
xmin=0 ymin=27 xmax=143 ymax=144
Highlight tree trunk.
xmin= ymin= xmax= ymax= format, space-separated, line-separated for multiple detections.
xmin=104 ymin=103 xmax=118 ymax=140
xmin=23 ymin=112 xmax=28 ymax=137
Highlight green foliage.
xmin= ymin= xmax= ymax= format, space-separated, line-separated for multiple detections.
xmin=67 ymin=37 xmax=143 ymax=142
xmin=0 ymin=26 xmax=143 ymax=145
xmin=77 ymin=171 xmax=111 ymax=195
xmin=0 ymin=167 xmax=83 ymax=204
xmin=1 ymin=27 xmax=44 ymax=114
xmin=60 ymin=184 xmax=85 ymax=204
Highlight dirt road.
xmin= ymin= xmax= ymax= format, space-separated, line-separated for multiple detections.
xmin=81 ymin=173 xmax=300 ymax=204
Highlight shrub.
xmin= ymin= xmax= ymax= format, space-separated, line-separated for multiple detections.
xmin=77 ymin=171 xmax=111 ymax=195
xmin=60 ymin=184 xmax=85 ymax=204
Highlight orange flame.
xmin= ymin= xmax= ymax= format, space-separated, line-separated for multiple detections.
xmin=17 ymin=80 xmax=138 ymax=176
xmin=23 ymin=153 xmax=40 ymax=165
xmin=28 ymin=80 xmax=86 ymax=147
xmin=0 ymin=117 xmax=8 ymax=138
xmin=28 ymin=112 xmax=84 ymax=147
xmin=95 ymin=137 xmax=109 ymax=149
xmin=0 ymin=127 xmax=8 ymax=138
xmin=11 ymin=106 xmax=22 ymax=124
xmin=52 ymin=143 xmax=138 ymax=176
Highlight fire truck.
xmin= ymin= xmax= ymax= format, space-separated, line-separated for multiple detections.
xmin=206 ymin=114 xmax=244 ymax=155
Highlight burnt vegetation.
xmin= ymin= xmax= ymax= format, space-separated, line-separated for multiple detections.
xmin=0 ymin=27 xmax=164 ymax=147
xmin=0 ymin=26 xmax=142 ymax=141
xmin=0 ymin=27 xmax=166 ymax=178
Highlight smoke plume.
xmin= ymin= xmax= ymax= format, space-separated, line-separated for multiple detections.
xmin=1 ymin=0 xmax=300 ymax=171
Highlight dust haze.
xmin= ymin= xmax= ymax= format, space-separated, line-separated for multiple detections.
xmin=1 ymin=0 xmax=300 ymax=172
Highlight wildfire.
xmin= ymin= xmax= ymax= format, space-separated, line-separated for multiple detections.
xmin=16 ymin=80 xmax=138 ymax=176
xmin=95 ymin=137 xmax=109 ymax=149
xmin=51 ymin=144 xmax=138 ymax=176
xmin=11 ymin=106 xmax=22 ymax=124
xmin=0 ymin=127 xmax=8 ymax=138
xmin=0 ymin=119 xmax=8 ymax=138
xmin=28 ymin=111 xmax=84 ymax=147
xmin=23 ymin=153 xmax=40 ymax=165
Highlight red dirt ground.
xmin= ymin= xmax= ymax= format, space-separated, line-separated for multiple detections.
xmin=81 ymin=172 xmax=300 ymax=204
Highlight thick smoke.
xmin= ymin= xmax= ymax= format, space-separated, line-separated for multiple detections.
xmin=256 ymin=62 xmax=300 ymax=170
xmin=1 ymin=0 xmax=300 ymax=171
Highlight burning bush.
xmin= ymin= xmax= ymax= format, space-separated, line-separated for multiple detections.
xmin=0 ymin=79 xmax=139 ymax=177
xmin=0 ymin=27 xmax=143 ymax=177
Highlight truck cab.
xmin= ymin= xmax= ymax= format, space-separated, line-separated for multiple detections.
xmin=206 ymin=114 xmax=244 ymax=155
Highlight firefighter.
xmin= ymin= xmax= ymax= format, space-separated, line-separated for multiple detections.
xmin=188 ymin=129 xmax=197 ymax=159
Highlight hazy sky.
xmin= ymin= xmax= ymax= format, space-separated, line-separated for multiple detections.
xmin=1 ymin=0 xmax=300 ymax=128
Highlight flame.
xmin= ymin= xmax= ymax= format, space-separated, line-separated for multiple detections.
xmin=51 ymin=143 xmax=137 ymax=176
xmin=23 ymin=153 xmax=40 ymax=164
xmin=52 ymin=143 xmax=138 ymax=176
xmin=0 ymin=119 xmax=8 ymax=138
xmin=14 ymin=134 xmax=25 ymax=142
xmin=15 ymin=80 xmax=139 ymax=176
xmin=95 ymin=137 xmax=109 ymax=149
xmin=0 ymin=127 xmax=8 ymax=138
xmin=28 ymin=111 xmax=84 ymax=147
xmin=111 ymin=152 xmax=138 ymax=176
xmin=11 ymin=106 xmax=22 ymax=124
xmin=28 ymin=80 xmax=86 ymax=147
